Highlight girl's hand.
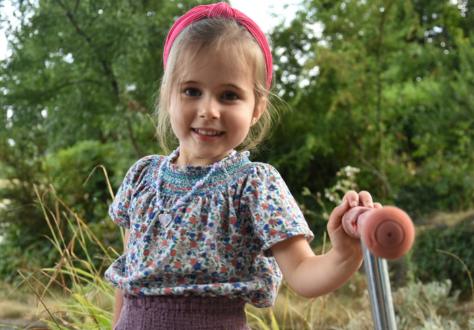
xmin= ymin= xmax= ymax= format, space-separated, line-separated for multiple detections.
xmin=327 ymin=191 xmax=382 ymax=260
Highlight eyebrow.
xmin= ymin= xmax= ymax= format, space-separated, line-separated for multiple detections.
xmin=224 ymin=84 xmax=246 ymax=93
xmin=181 ymin=80 xmax=247 ymax=93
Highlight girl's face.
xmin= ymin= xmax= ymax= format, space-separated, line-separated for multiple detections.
xmin=168 ymin=48 xmax=265 ymax=166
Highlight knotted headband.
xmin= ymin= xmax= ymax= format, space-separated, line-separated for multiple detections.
xmin=163 ymin=2 xmax=273 ymax=89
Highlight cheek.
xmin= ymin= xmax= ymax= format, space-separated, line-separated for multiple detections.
xmin=169 ymin=103 xmax=187 ymax=126
xmin=231 ymin=113 xmax=253 ymax=135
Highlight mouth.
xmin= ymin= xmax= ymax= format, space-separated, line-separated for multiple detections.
xmin=191 ymin=128 xmax=225 ymax=137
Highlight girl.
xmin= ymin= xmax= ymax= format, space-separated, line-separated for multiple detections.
xmin=105 ymin=2 xmax=378 ymax=329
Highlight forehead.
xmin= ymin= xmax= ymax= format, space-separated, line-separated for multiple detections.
xmin=178 ymin=47 xmax=254 ymax=88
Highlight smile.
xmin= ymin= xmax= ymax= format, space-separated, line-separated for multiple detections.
xmin=192 ymin=128 xmax=224 ymax=136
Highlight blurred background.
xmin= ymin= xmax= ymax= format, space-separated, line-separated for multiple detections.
xmin=0 ymin=0 xmax=473 ymax=329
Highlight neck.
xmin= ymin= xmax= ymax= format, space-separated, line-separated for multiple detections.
xmin=173 ymin=149 xmax=235 ymax=167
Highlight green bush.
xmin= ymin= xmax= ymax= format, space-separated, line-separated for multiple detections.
xmin=395 ymin=157 xmax=474 ymax=217
xmin=412 ymin=217 xmax=474 ymax=300
xmin=42 ymin=140 xmax=120 ymax=221
xmin=0 ymin=140 xmax=129 ymax=284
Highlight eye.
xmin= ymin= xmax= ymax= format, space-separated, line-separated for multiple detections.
xmin=183 ymin=88 xmax=201 ymax=97
xmin=221 ymin=91 xmax=239 ymax=101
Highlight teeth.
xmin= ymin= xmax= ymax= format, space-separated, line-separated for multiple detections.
xmin=194 ymin=129 xmax=222 ymax=136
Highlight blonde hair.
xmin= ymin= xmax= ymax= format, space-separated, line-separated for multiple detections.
xmin=155 ymin=18 xmax=281 ymax=154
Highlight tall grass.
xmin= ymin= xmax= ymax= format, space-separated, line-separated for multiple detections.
xmin=12 ymin=181 xmax=474 ymax=329
xmin=14 ymin=183 xmax=117 ymax=329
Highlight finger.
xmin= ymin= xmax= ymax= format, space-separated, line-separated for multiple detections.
xmin=341 ymin=206 xmax=371 ymax=238
xmin=342 ymin=190 xmax=359 ymax=207
xmin=327 ymin=199 xmax=350 ymax=231
xmin=374 ymin=202 xmax=383 ymax=209
xmin=358 ymin=191 xmax=373 ymax=207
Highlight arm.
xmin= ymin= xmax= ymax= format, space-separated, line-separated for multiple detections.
xmin=112 ymin=229 xmax=130 ymax=328
xmin=271 ymin=191 xmax=373 ymax=298
xmin=271 ymin=235 xmax=362 ymax=298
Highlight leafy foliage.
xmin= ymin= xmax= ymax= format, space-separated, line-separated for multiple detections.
xmin=263 ymin=0 xmax=474 ymax=219
xmin=43 ymin=140 xmax=117 ymax=221
xmin=412 ymin=217 xmax=474 ymax=300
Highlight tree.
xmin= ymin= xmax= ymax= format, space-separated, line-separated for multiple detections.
xmin=265 ymin=0 xmax=474 ymax=219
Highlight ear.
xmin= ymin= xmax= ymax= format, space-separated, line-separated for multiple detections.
xmin=252 ymin=97 xmax=267 ymax=126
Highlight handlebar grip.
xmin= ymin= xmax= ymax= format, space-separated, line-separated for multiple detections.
xmin=342 ymin=206 xmax=415 ymax=259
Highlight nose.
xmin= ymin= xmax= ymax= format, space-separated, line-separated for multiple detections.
xmin=198 ymin=97 xmax=220 ymax=120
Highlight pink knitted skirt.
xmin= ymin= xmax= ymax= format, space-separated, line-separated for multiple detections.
xmin=113 ymin=294 xmax=250 ymax=330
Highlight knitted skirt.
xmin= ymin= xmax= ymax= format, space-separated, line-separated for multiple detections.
xmin=113 ymin=294 xmax=250 ymax=330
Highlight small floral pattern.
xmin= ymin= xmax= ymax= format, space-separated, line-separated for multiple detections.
xmin=104 ymin=150 xmax=314 ymax=308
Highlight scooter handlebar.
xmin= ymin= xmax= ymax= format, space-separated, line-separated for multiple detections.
xmin=342 ymin=206 xmax=415 ymax=260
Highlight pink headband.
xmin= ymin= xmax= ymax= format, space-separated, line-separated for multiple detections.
xmin=163 ymin=2 xmax=273 ymax=89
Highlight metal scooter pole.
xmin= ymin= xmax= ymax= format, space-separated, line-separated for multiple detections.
xmin=342 ymin=206 xmax=415 ymax=329
xmin=362 ymin=241 xmax=397 ymax=330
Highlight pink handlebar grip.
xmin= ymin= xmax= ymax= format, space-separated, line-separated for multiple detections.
xmin=342 ymin=206 xmax=415 ymax=260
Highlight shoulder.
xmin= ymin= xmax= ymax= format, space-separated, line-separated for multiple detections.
xmin=123 ymin=154 xmax=164 ymax=184
xmin=237 ymin=161 xmax=288 ymax=196
xmin=240 ymin=161 xmax=284 ymax=183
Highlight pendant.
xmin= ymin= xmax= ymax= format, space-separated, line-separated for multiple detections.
xmin=158 ymin=213 xmax=173 ymax=228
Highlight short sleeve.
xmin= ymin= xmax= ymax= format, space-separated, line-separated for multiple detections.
xmin=241 ymin=163 xmax=314 ymax=253
xmin=108 ymin=155 xmax=156 ymax=229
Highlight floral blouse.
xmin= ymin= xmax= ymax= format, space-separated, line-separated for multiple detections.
xmin=104 ymin=149 xmax=314 ymax=308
